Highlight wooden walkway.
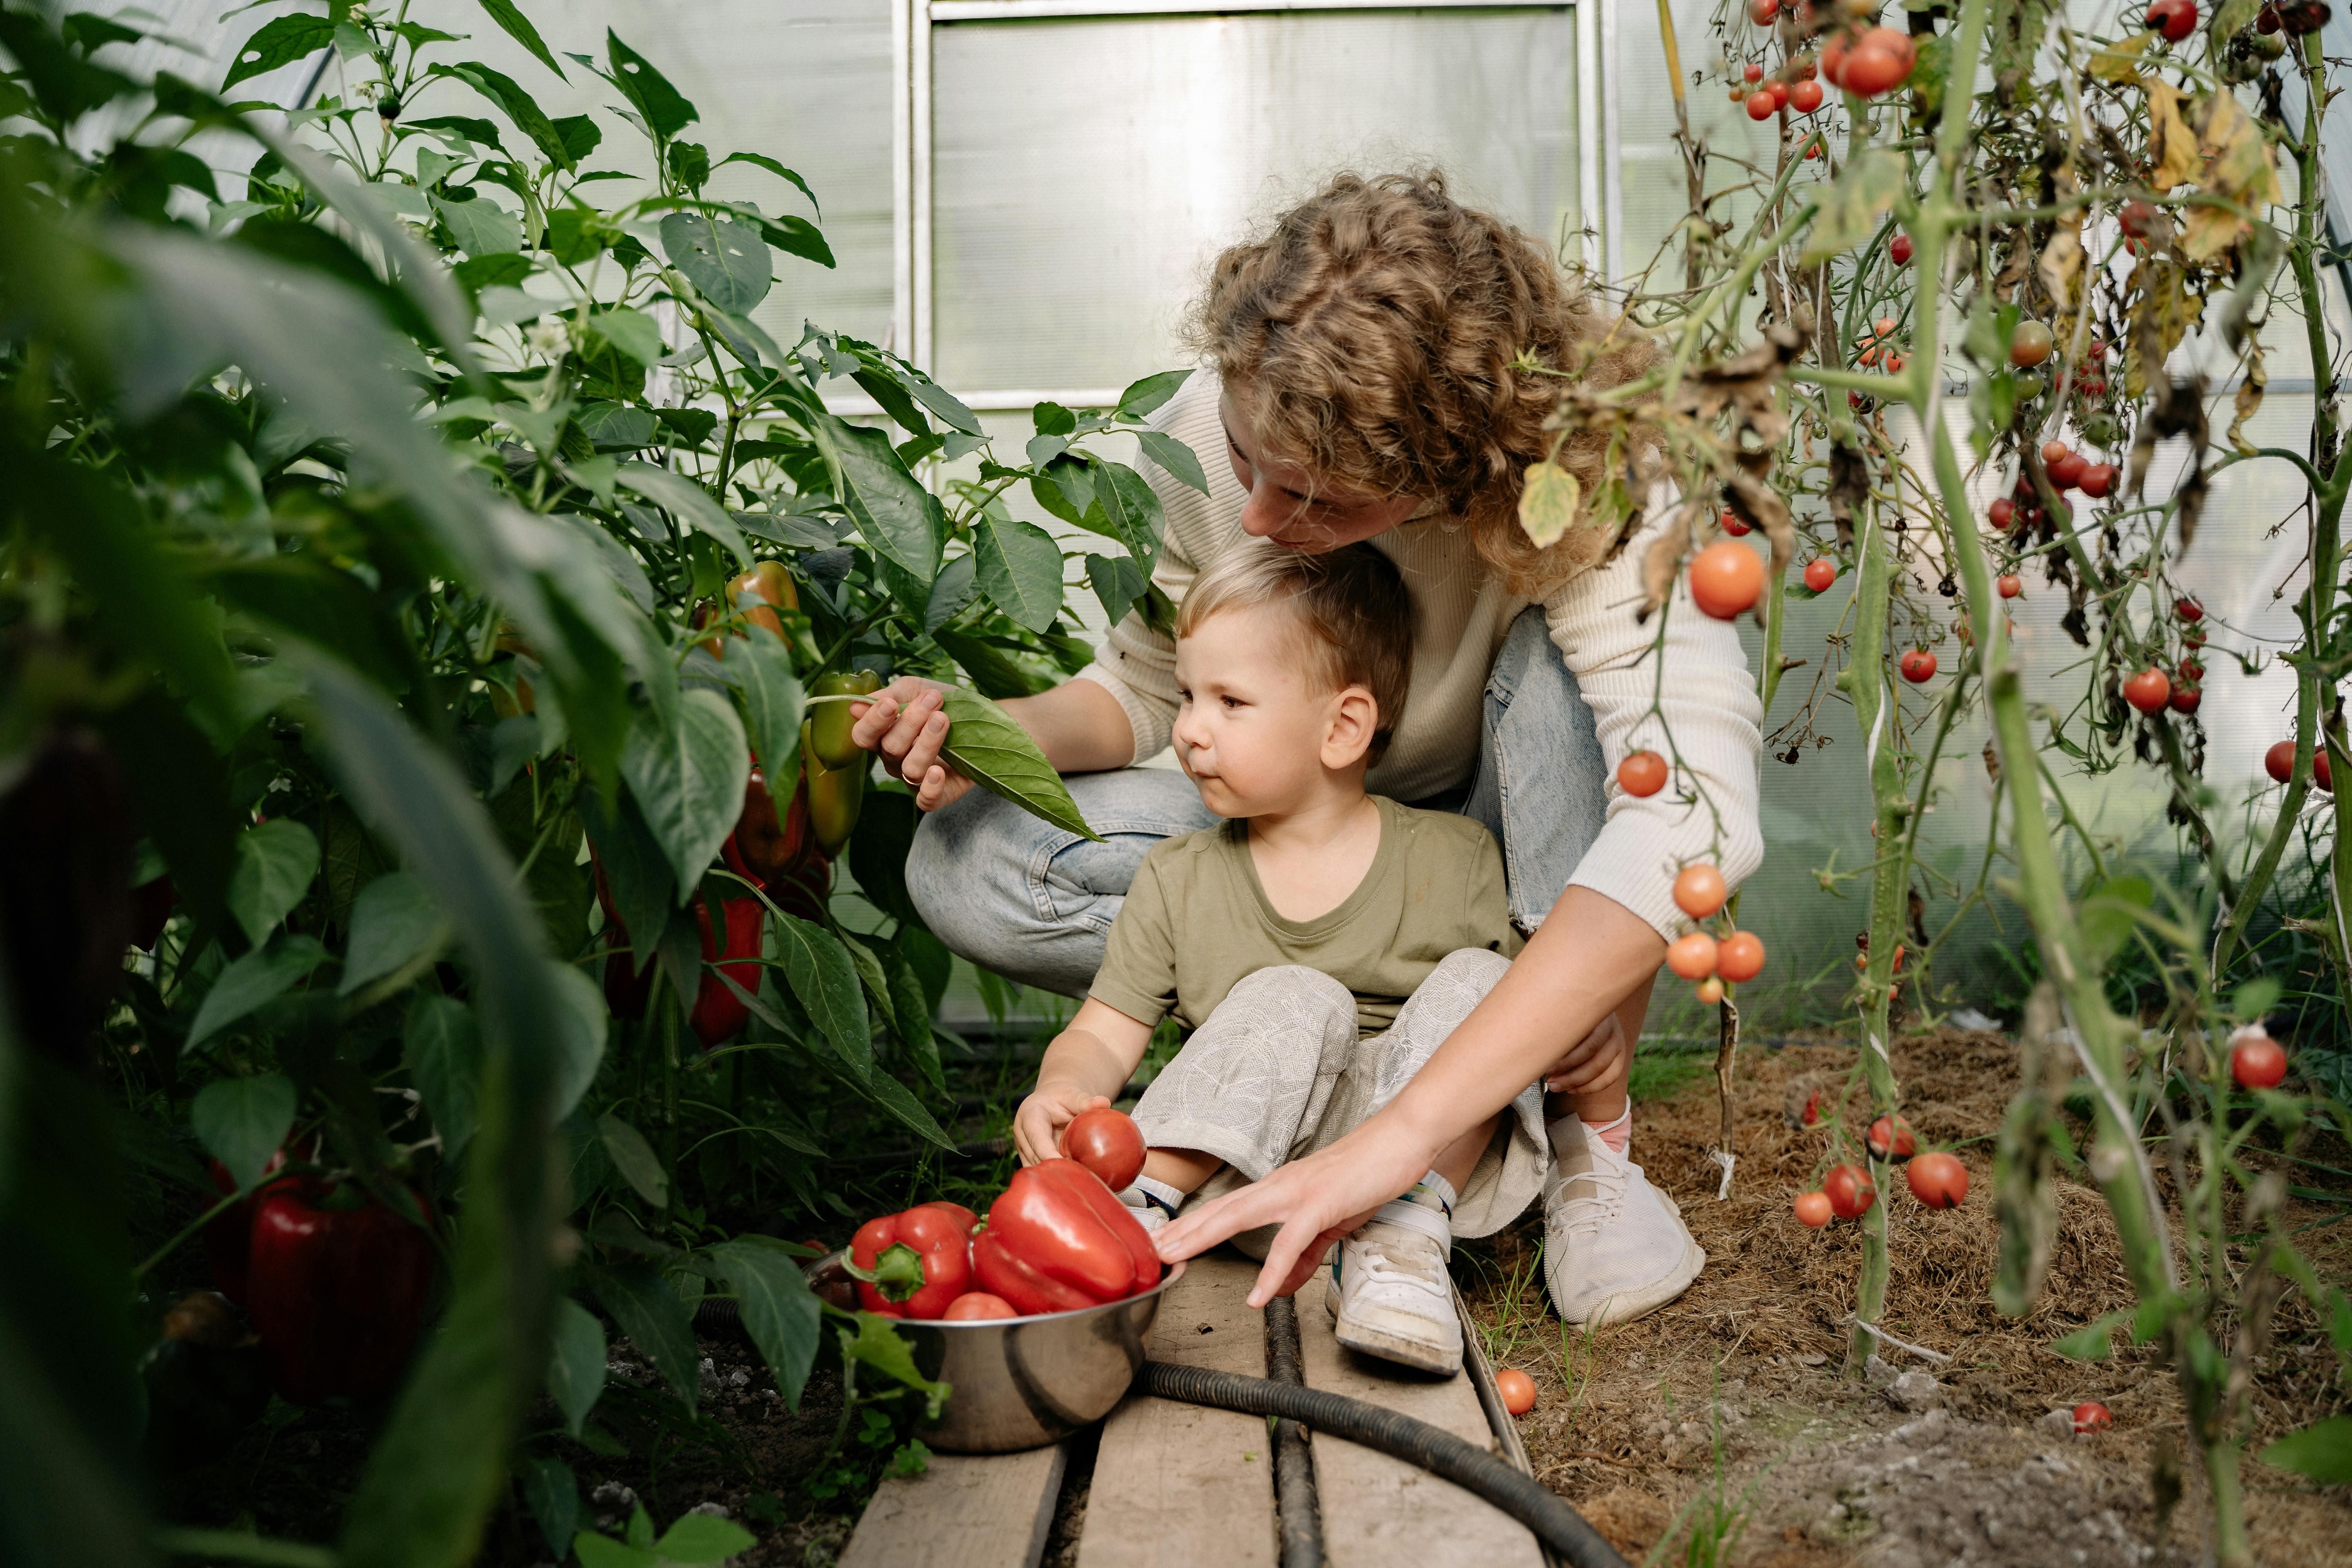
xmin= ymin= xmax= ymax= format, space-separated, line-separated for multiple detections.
xmin=840 ymin=1252 xmax=1547 ymax=1568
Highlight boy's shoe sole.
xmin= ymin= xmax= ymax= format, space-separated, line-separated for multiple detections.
xmin=1563 ymin=1229 xmax=1706 ymax=1329
xmin=1325 ymin=1270 xmax=1464 ymax=1376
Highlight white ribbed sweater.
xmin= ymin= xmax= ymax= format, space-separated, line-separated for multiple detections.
xmin=1074 ymin=374 xmax=1766 ymax=943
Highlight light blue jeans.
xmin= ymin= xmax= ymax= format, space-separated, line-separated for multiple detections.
xmin=906 ymin=608 xmax=1610 ymax=996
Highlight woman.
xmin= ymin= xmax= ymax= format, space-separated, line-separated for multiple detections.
xmin=849 ymin=172 xmax=1764 ymax=1319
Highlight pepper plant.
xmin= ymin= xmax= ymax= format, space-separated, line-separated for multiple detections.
xmin=0 ymin=4 xmax=1195 ymax=1564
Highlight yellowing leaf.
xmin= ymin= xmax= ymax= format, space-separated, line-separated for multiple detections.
xmin=1517 ymin=460 xmax=1582 ymax=548
xmin=2179 ymin=203 xmax=2249 ymax=264
xmin=2197 ymin=89 xmax=2282 ymax=209
xmin=2038 ymin=211 xmax=2085 ymax=312
xmin=2147 ymin=83 xmax=2200 ymax=190
xmin=1801 ymin=149 xmax=1908 ymax=264
xmin=2089 ymin=32 xmax=2150 ymax=82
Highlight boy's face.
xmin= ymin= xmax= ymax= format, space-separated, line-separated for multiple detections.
xmin=1171 ymin=603 xmax=1375 ymax=817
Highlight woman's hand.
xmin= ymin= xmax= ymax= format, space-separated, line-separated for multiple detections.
xmin=1012 ymin=1082 xmax=1110 ymax=1167
xmin=847 ymin=680 xmax=976 ymax=811
xmin=1543 ymin=1009 xmax=1631 ymax=1096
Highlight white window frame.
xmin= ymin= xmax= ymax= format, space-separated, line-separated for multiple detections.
xmin=873 ymin=0 xmax=1623 ymax=413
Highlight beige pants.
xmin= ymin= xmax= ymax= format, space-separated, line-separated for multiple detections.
xmin=1131 ymin=948 xmax=1548 ymax=1241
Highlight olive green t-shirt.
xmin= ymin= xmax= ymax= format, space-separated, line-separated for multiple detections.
xmin=1088 ymin=795 xmax=1523 ymax=1039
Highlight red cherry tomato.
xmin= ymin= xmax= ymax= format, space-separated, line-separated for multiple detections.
xmin=1744 ymin=60 xmax=1765 ymax=82
xmin=2040 ymin=439 xmax=2070 ymax=465
xmin=1746 ymin=89 xmax=1778 ymax=120
xmin=1866 ymin=1115 xmax=1918 ymax=1160
xmin=1803 ymin=558 xmax=1838 ymax=593
xmin=1791 ymin=79 xmax=1824 ymax=113
xmin=1794 ymin=1191 xmax=1834 ymax=1227
xmin=2146 ymin=0 xmax=2198 ymax=40
xmin=2176 ymin=596 xmax=2204 ymax=621
xmin=1988 ymin=498 xmax=2017 ymax=529
xmin=2266 ymin=739 xmax=2297 ymax=783
xmin=1619 ymin=750 xmax=1669 ymax=797
xmin=2169 ymin=686 xmax=2201 ymax=715
xmin=2123 ymin=669 xmax=2172 ymax=713
xmin=943 ymin=1292 xmax=1020 ymax=1321
xmin=2231 ymin=1029 xmax=2287 ymax=1089
xmin=1899 ymin=649 xmax=1937 ymax=683
xmin=2049 ymin=453 xmax=2089 ymax=490
xmin=2073 ymin=1401 xmax=2113 ymax=1434
xmin=1890 ymin=232 xmax=1913 ymax=264
xmin=1748 ymin=0 xmax=1779 ymax=20
xmin=1062 ymin=1107 xmax=1148 ymax=1191
xmin=1998 ymin=574 xmax=2023 ymax=599
xmin=1768 ymin=80 xmax=1790 ymax=109
xmin=1802 ymin=1089 xmax=1823 ymax=1126
xmin=1666 ymin=931 xmax=1719 ymax=981
xmin=2010 ymin=321 xmax=2054 ymax=368
xmin=1824 ymin=1164 xmax=1876 ymax=1219
xmin=1673 ymin=863 xmax=1728 ymax=919
xmin=1837 ymin=41 xmax=1909 ymax=94
xmin=2078 ymin=462 xmax=2115 ymax=498
xmin=1907 ymin=1151 xmax=1968 ymax=1208
xmin=2177 ymin=657 xmax=2204 ymax=682
xmin=1719 ymin=506 xmax=1753 ymax=537
xmin=1695 ymin=976 xmax=1726 ymax=1005
xmin=1805 ymin=140 xmax=1822 ymax=159
xmin=1495 ymin=1366 xmax=1538 ymax=1415
xmin=1715 ymin=930 xmax=1766 ymax=983
xmin=1690 ymin=540 xmax=1765 ymax=619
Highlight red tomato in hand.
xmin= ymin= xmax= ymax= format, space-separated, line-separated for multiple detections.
xmin=1824 ymin=1164 xmax=1876 ymax=1219
xmin=1666 ymin=931 xmax=1719 ymax=980
xmin=1866 ymin=1115 xmax=1917 ymax=1160
xmin=1907 ymin=1151 xmax=1968 ymax=1208
xmin=1899 ymin=650 xmax=1937 ymax=683
xmin=1495 ymin=1367 xmax=1538 ymax=1415
xmin=1063 ymin=1107 xmax=1147 ymax=1192
xmin=1673 ymin=864 xmax=1728 ymax=919
xmin=2230 ymin=1027 xmax=2287 ymax=1089
xmin=1793 ymin=1191 xmax=1833 ymax=1227
xmin=1690 ymin=541 xmax=1765 ymax=619
xmin=2073 ymin=1400 xmax=2113 ymax=1434
xmin=943 ymin=1292 xmax=1019 ymax=1321
xmin=1619 ymin=750 xmax=1670 ymax=797
xmin=2123 ymin=669 xmax=2172 ymax=713
xmin=1715 ymin=931 xmax=1766 ymax=983
xmin=1803 ymin=558 xmax=1838 ymax=593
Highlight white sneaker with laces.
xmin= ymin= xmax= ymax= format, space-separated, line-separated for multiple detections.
xmin=1542 ymin=1116 xmax=1705 ymax=1327
xmin=1324 ymin=1198 xmax=1463 ymax=1375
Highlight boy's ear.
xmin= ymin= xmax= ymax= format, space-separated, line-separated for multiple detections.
xmin=1320 ymin=684 xmax=1380 ymax=771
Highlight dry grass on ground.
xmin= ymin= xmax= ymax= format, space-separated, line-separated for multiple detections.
xmin=1457 ymin=1027 xmax=2352 ymax=1567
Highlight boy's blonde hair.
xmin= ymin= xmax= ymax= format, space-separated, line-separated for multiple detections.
xmin=1176 ymin=543 xmax=1413 ymax=764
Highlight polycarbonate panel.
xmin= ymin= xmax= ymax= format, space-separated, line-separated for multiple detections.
xmin=927 ymin=6 xmax=1584 ymax=392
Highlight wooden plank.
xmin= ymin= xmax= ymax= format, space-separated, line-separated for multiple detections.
xmin=1075 ymin=1250 xmax=1279 ymax=1568
xmin=1294 ymin=1273 xmax=1546 ymax=1568
xmin=839 ymin=1442 xmax=1068 ymax=1568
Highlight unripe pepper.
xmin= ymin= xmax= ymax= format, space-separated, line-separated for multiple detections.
xmin=244 ymin=1176 xmax=435 ymax=1403
xmin=847 ymin=1201 xmax=978 ymax=1319
xmin=735 ymin=766 xmax=817 ymax=889
xmin=971 ymin=1159 xmax=1161 ymax=1316
xmin=726 ymin=560 xmax=800 ymax=644
xmin=809 ymin=670 xmax=881 ymax=770
xmin=802 ymin=719 xmax=866 ymax=855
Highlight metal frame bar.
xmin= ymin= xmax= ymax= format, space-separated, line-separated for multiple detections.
xmin=933 ymin=0 xmax=1566 ymax=16
xmin=1576 ymin=0 xmax=1601 ymax=269
xmin=1600 ymin=0 xmax=1621 ymax=282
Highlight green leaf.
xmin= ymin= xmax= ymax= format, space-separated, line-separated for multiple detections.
xmin=546 ymin=1297 xmax=608 ymax=1437
xmin=404 ymin=996 xmax=483 ymax=1162
xmin=772 ymin=914 xmax=870 ymax=1074
xmin=1114 ymin=368 xmax=1191 ymax=422
xmin=723 ymin=628 xmax=804 ymax=782
xmin=882 ymin=945 xmax=944 ymax=1093
xmin=621 ymin=690 xmax=751 ymax=896
xmin=2051 ymin=1309 xmax=2132 ymax=1361
xmin=1801 ymin=148 xmax=1907 ymax=264
xmin=703 ymin=1240 xmax=822 ymax=1409
xmin=598 ymin=1113 xmax=669 ymax=1208
xmin=659 ymin=212 xmax=771 ymax=314
xmin=2261 ymin=1415 xmax=2352 ymax=1483
xmin=427 ymin=61 xmax=575 ymax=171
xmin=517 ymin=1454 xmax=579 ymax=1561
xmin=544 ymin=961 xmax=609 ymax=1122
xmin=860 ymin=1065 xmax=956 ymax=1152
xmin=579 ymin=789 xmax=674 ymax=970
xmin=590 ymin=306 xmax=664 ymax=367
xmin=1085 ymin=554 xmax=1149 ymax=628
xmin=1135 ymin=430 xmax=1209 ymax=496
xmin=972 ymin=509 xmax=1065 ymax=633
xmin=592 ymin=1265 xmax=699 ymax=1413
xmin=837 ymin=1314 xmax=949 ymax=1420
xmin=222 ymin=14 xmax=334 ymax=89
xmin=925 ymin=555 xmax=978 ymax=632
xmin=191 ymin=1073 xmax=298 ymax=1191
xmin=1090 ymin=460 xmax=1164 ymax=575
xmin=814 ymin=416 xmax=940 ymax=583
xmin=342 ymin=872 xmax=446 ymax=996
xmin=937 ymin=688 xmax=1100 ymax=842
xmin=432 ymin=190 xmax=522 ymax=258
xmin=848 ymin=789 xmax=922 ymax=930
xmin=554 ymin=114 xmax=602 ymax=164
xmin=2233 ymin=976 xmax=2283 ymax=1023
xmin=474 ymin=0 xmax=565 ymax=80
xmin=713 ymin=151 xmax=820 ymax=216
xmin=606 ymin=30 xmax=697 ymax=139
xmin=617 ymin=463 xmax=748 ymax=564
xmin=226 ymin=819 xmax=321 ymax=948
xmin=573 ymin=1531 xmax=658 ymax=1568
xmin=655 ymin=1513 xmax=758 ymax=1564
xmin=753 ymin=213 xmax=833 ymax=269
xmin=187 ymin=935 xmax=330 ymax=1051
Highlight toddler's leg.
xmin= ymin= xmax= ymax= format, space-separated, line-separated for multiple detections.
xmin=1122 ymin=965 xmax=1356 ymax=1232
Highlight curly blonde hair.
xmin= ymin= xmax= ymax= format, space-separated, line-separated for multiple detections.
xmin=1185 ymin=171 xmax=1656 ymax=596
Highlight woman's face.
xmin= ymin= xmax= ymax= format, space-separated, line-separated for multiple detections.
xmin=1220 ymin=383 xmax=1422 ymax=553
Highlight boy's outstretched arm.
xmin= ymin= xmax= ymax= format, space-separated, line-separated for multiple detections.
xmin=1011 ymin=999 xmax=1157 ymax=1167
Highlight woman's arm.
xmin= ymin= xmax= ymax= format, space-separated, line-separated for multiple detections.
xmin=1011 ymin=998 xmax=1157 ymax=1166
xmin=849 ymin=675 xmax=1137 ymax=808
xmin=1156 ymin=885 xmax=1666 ymax=1305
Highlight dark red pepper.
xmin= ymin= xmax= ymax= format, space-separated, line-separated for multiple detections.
xmin=203 ymin=1139 xmax=317 ymax=1305
xmin=243 ymin=1176 xmax=435 ymax=1403
xmin=592 ymin=832 xmax=769 ymax=1041
xmin=847 ymin=1201 xmax=978 ymax=1319
xmin=971 ymin=1160 xmax=1159 ymax=1316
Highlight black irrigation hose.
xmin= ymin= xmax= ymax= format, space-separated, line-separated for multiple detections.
xmin=1260 ymin=1297 xmax=1324 ymax=1568
xmin=1138 ymin=1360 xmax=1632 ymax=1568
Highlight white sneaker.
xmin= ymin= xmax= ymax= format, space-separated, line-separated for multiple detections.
xmin=1117 ymin=1184 xmax=1175 ymax=1236
xmin=1542 ymin=1116 xmax=1705 ymax=1327
xmin=1324 ymin=1199 xmax=1463 ymax=1375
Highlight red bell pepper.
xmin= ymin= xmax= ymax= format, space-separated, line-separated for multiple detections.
xmin=243 ymin=1176 xmax=435 ymax=1403
xmin=688 ymin=839 xmax=767 ymax=1047
xmin=846 ymin=1201 xmax=977 ymax=1319
xmin=202 ymin=1139 xmax=318 ymax=1305
xmin=972 ymin=1159 xmax=1160 ymax=1316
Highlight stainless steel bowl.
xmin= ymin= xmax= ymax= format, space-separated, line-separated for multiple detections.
xmin=811 ymin=1257 xmax=1185 ymax=1453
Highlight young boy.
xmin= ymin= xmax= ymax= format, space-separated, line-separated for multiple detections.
xmin=1011 ymin=543 xmax=1549 ymax=1376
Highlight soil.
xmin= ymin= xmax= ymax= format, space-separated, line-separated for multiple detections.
xmin=1456 ymin=1026 xmax=2352 ymax=1567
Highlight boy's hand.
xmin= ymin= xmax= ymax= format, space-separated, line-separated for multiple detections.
xmin=1013 ymin=1083 xmax=1111 ymax=1168
xmin=1543 ymin=1011 xmax=1630 ymax=1095
xmin=848 ymin=680 xmax=977 ymax=811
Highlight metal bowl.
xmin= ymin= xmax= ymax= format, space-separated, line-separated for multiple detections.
xmin=810 ymin=1257 xmax=1185 ymax=1453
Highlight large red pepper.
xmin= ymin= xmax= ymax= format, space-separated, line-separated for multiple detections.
xmin=592 ymin=832 xmax=770 ymax=1044
xmin=244 ymin=1176 xmax=435 ymax=1403
xmin=846 ymin=1201 xmax=977 ymax=1319
xmin=202 ymin=1139 xmax=318 ymax=1305
xmin=972 ymin=1160 xmax=1160 ymax=1316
